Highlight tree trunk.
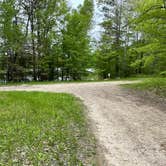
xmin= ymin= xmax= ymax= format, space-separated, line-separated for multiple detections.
xmin=30 ymin=2 xmax=37 ymax=81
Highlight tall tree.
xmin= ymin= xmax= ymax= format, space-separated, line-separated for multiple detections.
xmin=129 ymin=0 xmax=166 ymax=74
xmin=0 ymin=0 xmax=25 ymax=81
xmin=62 ymin=0 xmax=94 ymax=80
xmin=0 ymin=0 xmax=69 ymax=82
xmin=95 ymin=0 xmax=166 ymax=79
xmin=96 ymin=0 xmax=129 ymax=78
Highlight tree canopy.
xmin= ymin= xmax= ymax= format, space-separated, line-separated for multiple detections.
xmin=95 ymin=0 xmax=166 ymax=79
xmin=0 ymin=0 xmax=165 ymax=82
xmin=0 ymin=0 xmax=94 ymax=82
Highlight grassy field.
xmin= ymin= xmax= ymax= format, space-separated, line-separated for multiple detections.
xmin=123 ymin=77 xmax=166 ymax=97
xmin=0 ymin=92 xmax=96 ymax=165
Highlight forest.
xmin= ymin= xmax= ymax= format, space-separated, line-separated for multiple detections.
xmin=0 ymin=0 xmax=166 ymax=82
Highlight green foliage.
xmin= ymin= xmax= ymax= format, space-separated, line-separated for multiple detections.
xmin=0 ymin=0 xmax=26 ymax=81
xmin=95 ymin=0 xmax=166 ymax=79
xmin=1 ymin=0 xmax=165 ymax=81
xmin=0 ymin=92 xmax=96 ymax=165
xmin=160 ymin=71 xmax=166 ymax=77
xmin=0 ymin=0 xmax=94 ymax=82
xmin=129 ymin=0 xmax=166 ymax=75
xmin=61 ymin=0 xmax=94 ymax=80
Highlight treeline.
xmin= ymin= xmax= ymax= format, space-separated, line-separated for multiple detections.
xmin=0 ymin=0 xmax=93 ymax=82
xmin=95 ymin=0 xmax=166 ymax=79
xmin=0 ymin=0 xmax=166 ymax=82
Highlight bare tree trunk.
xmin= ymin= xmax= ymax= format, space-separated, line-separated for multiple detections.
xmin=37 ymin=17 xmax=41 ymax=80
xmin=115 ymin=6 xmax=120 ymax=77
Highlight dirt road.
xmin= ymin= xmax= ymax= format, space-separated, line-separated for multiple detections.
xmin=0 ymin=81 xmax=166 ymax=166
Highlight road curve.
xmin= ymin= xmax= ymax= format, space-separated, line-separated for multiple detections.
xmin=0 ymin=81 xmax=166 ymax=166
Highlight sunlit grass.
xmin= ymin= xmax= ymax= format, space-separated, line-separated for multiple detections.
xmin=123 ymin=77 xmax=166 ymax=97
xmin=0 ymin=92 xmax=96 ymax=165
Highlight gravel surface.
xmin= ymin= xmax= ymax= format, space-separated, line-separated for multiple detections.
xmin=0 ymin=81 xmax=166 ymax=166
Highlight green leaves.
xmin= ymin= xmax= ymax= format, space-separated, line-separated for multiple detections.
xmin=0 ymin=0 xmax=94 ymax=81
xmin=62 ymin=0 xmax=94 ymax=80
xmin=131 ymin=0 xmax=166 ymax=74
xmin=96 ymin=0 xmax=166 ymax=78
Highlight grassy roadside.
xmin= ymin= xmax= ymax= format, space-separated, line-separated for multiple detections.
xmin=123 ymin=77 xmax=166 ymax=97
xmin=0 ymin=77 xmax=141 ymax=87
xmin=0 ymin=92 xmax=96 ymax=165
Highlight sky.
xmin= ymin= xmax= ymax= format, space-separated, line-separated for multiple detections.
xmin=69 ymin=0 xmax=84 ymax=8
xmin=68 ymin=0 xmax=102 ymax=40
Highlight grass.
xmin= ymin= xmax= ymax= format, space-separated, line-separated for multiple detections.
xmin=0 ymin=92 xmax=96 ymax=165
xmin=0 ymin=77 xmax=142 ymax=87
xmin=0 ymin=74 xmax=158 ymax=87
xmin=0 ymin=80 xmax=110 ymax=87
xmin=123 ymin=77 xmax=166 ymax=97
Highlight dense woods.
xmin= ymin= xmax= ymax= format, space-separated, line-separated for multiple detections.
xmin=0 ymin=0 xmax=166 ymax=82
xmin=0 ymin=0 xmax=93 ymax=82
xmin=95 ymin=0 xmax=166 ymax=79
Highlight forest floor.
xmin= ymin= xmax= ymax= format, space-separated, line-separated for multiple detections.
xmin=0 ymin=81 xmax=166 ymax=166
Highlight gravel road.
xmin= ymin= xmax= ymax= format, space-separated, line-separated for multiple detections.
xmin=0 ymin=81 xmax=166 ymax=166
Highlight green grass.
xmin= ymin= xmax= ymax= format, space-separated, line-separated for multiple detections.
xmin=0 ymin=75 xmax=158 ymax=87
xmin=0 ymin=80 xmax=113 ymax=86
xmin=0 ymin=77 xmax=141 ymax=87
xmin=123 ymin=77 xmax=166 ymax=97
xmin=0 ymin=92 xmax=96 ymax=165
